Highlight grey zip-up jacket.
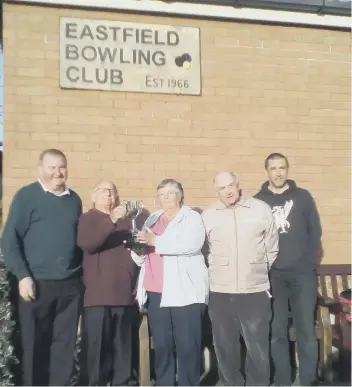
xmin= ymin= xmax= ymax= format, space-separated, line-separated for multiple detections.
xmin=202 ymin=194 xmax=279 ymax=294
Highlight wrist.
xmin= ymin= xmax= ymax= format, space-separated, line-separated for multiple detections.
xmin=152 ymin=235 xmax=157 ymax=247
xmin=110 ymin=214 xmax=120 ymax=223
xmin=19 ymin=276 xmax=32 ymax=282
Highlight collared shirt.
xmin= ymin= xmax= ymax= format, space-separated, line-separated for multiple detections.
xmin=37 ymin=179 xmax=70 ymax=197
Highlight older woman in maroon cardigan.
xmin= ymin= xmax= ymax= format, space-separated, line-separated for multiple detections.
xmin=77 ymin=180 xmax=138 ymax=386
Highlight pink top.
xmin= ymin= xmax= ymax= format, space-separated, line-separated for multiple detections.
xmin=143 ymin=215 xmax=169 ymax=293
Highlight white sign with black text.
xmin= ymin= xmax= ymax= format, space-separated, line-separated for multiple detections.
xmin=59 ymin=17 xmax=201 ymax=95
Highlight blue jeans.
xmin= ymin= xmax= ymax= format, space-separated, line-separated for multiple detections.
xmin=270 ymin=270 xmax=318 ymax=386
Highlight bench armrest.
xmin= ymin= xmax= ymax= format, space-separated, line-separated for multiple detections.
xmin=317 ymin=304 xmax=332 ymax=328
xmin=318 ymin=295 xmax=337 ymax=307
xmin=317 ymin=295 xmax=343 ymax=315
xmin=316 ymin=304 xmax=334 ymax=383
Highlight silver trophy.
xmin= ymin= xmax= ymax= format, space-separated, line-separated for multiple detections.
xmin=125 ymin=200 xmax=144 ymax=248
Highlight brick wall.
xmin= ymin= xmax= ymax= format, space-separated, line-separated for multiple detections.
xmin=3 ymin=3 xmax=351 ymax=264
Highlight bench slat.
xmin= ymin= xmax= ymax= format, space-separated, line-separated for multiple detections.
xmin=331 ymin=275 xmax=339 ymax=300
xmin=320 ymin=275 xmax=328 ymax=300
xmin=341 ymin=274 xmax=349 ymax=291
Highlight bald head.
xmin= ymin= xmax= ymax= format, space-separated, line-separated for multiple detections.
xmin=214 ymin=172 xmax=239 ymax=190
xmin=214 ymin=171 xmax=241 ymax=207
xmin=92 ymin=180 xmax=118 ymax=211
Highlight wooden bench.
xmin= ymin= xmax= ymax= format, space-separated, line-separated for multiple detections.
xmin=316 ymin=264 xmax=351 ymax=382
xmin=287 ymin=264 xmax=351 ymax=383
xmin=139 ymin=264 xmax=351 ymax=386
xmin=139 ymin=312 xmax=151 ymax=386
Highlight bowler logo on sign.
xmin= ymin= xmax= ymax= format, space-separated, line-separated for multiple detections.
xmin=59 ymin=17 xmax=202 ymax=95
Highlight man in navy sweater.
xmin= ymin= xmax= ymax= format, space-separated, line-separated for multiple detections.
xmin=2 ymin=149 xmax=83 ymax=386
xmin=255 ymin=153 xmax=322 ymax=386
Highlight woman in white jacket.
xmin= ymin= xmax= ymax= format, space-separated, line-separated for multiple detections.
xmin=131 ymin=178 xmax=209 ymax=386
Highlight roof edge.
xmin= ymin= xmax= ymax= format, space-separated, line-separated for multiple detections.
xmin=4 ymin=0 xmax=351 ymax=29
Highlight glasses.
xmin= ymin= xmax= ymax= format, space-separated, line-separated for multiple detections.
xmin=96 ymin=188 xmax=115 ymax=195
xmin=157 ymin=191 xmax=178 ymax=197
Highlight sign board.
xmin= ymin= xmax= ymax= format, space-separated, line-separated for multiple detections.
xmin=59 ymin=17 xmax=201 ymax=95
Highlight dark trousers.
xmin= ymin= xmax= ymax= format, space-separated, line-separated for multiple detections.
xmin=147 ymin=292 xmax=204 ymax=386
xmin=18 ymin=277 xmax=83 ymax=386
xmin=81 ymin=305 xmax=135 ymax=386
xmin=209 ymin=291 xmax=271 ymax=386
xmin=270 ymin=270 xmax=318 ymax=386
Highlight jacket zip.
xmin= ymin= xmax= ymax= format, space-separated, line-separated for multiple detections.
xmin=233 ymin=207 xmax=239 ymax=293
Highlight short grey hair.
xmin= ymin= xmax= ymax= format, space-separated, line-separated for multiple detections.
xmin=157 ymin=178 xmax=184 ymax=205
xmin=39 ymin=148 xmax=67 ymax=165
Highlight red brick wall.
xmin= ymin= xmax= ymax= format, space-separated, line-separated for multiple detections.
xmin=3 ymin=3 xmax=351 ymax=263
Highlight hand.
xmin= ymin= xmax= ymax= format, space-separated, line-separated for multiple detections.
xmin=110 ymin=204 xmax=127 ymax=223
xmin=123 ymin=240 xmax=146 ymax=256
xmin=123 ymin=239 xmax=132 ymax=251
xmin=136 ymin=228 xmax=156 ymax=246
xmin=19 ymin=277 xmax=36 ymax=302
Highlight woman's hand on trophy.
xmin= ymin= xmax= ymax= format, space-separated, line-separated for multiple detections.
xmin=110 ymin=204 xmax=127 ymax=223
xmin=122 ymin=239 xmax=146 ymax=256
xmin=136 ymin=228 xmax=156 ymax=246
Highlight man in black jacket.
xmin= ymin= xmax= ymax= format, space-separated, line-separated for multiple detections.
xmin=2 ymin=149 xmax=83 ymax=386
xmin=255 ymin=153 xmax=322 ymax=386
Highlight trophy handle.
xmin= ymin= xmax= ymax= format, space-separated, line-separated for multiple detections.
xmin=131 ymin=218 xmax=136 ymax=235
xmin=137 ymin=201 xmax=144 ymax=217
xmin=122 ymin=200 xmax=128 ymax=217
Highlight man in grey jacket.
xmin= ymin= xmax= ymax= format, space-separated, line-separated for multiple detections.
xmin=202 ymin=171 xmax=279 ymax=386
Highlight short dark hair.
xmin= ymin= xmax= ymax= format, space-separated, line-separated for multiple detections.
xmin=39 ymin=149 xmax=67 ymax=164
xmin=157 ymin=178 xmax=184 ymax=205
xmin=264 ymin=153 xmax=289 ymax=170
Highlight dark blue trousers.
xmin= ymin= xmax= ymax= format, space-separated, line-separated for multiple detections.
xmin=147 ymin=292 xmax=204 ymax=386
xmin=270 ymin=269 xmax=318 ymax=386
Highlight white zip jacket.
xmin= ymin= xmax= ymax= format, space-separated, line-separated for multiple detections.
xmin=131 ymin=206 xmax=209 ymax=308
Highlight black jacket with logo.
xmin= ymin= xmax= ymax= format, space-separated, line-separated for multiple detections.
xmin=254 ymin=180 xmax=322 ymax=272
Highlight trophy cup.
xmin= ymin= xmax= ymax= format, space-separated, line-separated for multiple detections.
xmin=125 ymin=200 xmax=144 ymax=249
